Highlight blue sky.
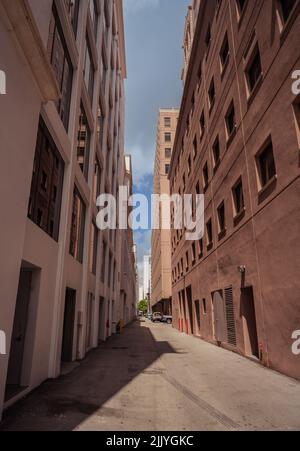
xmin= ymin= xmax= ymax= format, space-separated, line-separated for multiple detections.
xmin=123 ymin=0 xmax=190 ymax=284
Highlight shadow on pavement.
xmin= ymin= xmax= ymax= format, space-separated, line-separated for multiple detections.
xmin=0 ymin=320 xmax=176 ymax=431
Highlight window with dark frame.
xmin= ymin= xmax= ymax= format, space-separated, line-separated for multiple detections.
xmin=213 ymin=136 xmax=221 ymax=170
xmin=48 ymin=5 xmax=73 ymax=130
xmin=246 ymin=44 xmax=262 ymax=95
xmin=28 ymin=119 xmax=64 ymax=242
xmin=206 ymin=219 xmax=213 ymax=247
xmin=202 ymin=298 xmax=207 ymax=315
xmin=203 ymin=162 xmax=209 ymax=190
xmin=77 ymin=103 xmax=91 ymax=180
xmin=90 ymin=222 xmax=98 ymax=275
xmin=220 ymin=33 xmax=230 ymax=71
xmin=84 ymin=36 xmax=95 ymax=100
xmin=70 ymin=187 xmax=86 ymax=263
xmin=225 ymin=102 xmax=236 ymax=139
xmin=257 ymin=140 xmax=277 ymax=189
xmin=278 ymin=0 xmax=297 ymax=24
xmin=165 ymin=132 xmax=172 ymax=142
xmin=232 ymin=178 xmax=245 ymax=216
xmin=164 ymin=117 xmax=171 ymax=127
xmin=198 ymin=239 xmax=204 ymax=257
xmin=165 ymin=148 xmax=172 ymax=158
xmin=217 ymin=202 xmax=226 ymax=235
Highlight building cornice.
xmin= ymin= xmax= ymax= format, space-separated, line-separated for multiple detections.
xmin=0 ymin=0 xmax=60 ymax=102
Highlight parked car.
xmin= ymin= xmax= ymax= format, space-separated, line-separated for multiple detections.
xmin=147 ymin=313 xmax=153 ymax=321
xmin=152 ymin=312 xmax=163 ymax=322
xmin=162 ymin=315 xmax=172 ymax=324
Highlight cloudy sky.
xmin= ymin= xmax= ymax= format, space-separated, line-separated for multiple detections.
xmin=123 ymin=0 xmax=190 ymax=288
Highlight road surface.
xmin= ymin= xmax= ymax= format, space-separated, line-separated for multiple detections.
xmin=1 ymin=320 xmax=300 ymax=431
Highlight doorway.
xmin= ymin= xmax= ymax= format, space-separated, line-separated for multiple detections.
xmin=212 ymin=290 xmax=226 ymax=343
xmin=6 ymin=269 xmax=32 ymax=393
xmin=61 ymin=288 xmax=76 ymax=362
xmin=241 ymin=287 xmax=259 ymax=358
xmin=186 ymin=286 xmax=194 ymax=335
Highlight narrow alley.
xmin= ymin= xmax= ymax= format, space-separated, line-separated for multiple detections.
xmin=1 ymin=320 xmax=300 ymax=432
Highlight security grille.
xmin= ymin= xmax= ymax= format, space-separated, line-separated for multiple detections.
xmin=225 ymin=286 xmax=237 ymax=346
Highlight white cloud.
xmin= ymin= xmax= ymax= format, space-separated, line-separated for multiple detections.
xmin=125 ymin=0 xmax=160 ymax=14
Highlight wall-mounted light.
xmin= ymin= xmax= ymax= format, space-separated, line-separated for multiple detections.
xmin=238 ymin=265 xmax=246 ymax=274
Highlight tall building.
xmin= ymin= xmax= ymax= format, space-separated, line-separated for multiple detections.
xmin=151 ymin=109 xmax=179 ymax=315
xmin=169 ymin=0 xmax=300 ymax=380
xmin=143 ymin=255 xmax=152 ymax=301
xmin=0 ymin=0 xmax=135 ymax=418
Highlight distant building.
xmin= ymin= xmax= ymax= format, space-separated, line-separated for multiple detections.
xmin=143 ymin=255 xmax=152 ymax=301
xmin=151 ymin=108 xmax=179 ymax=315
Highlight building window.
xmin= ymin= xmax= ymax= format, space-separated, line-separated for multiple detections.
xmin=225 ymin=101 xmax=236 ymax=141
xmin=165 ymin=148 xmax=172 ymax=158
xmin=89 ymin=222 xmax=98 ymax=275
xmin=48 ymin=5 xmax=73 ymax=130
xmin=200 ymin=111 xmax=205 ymax=138
xmin=212 ymin=136 xmax=221 ymax=171
xmin=220 ymin=33 xmax=230 ymax=72
xmin=203 ymin=162 xmax=209 ymax=191
xmin=232 ymin=178 xmax=245 ymax=217
xmin=236 ymin=0 xmax=247 ymax=19
xmin=192 ymin=242 xmax=196 ymax=263
xmin=278 ymin=0 xmax=297 ymax=24
xmin=186 ymin=251 xmax=189 ymax=271
xmin=193 ymin=136 xmax=197 ymax=159
xmin=202 ymin=298 xmax=207 ymax=315
xmin=93 ymin=156 xmax=101 ymax=203
xmin=165 ymin=132 xmax=171 ymax=143
xmin=65 ymin=0 xmax=80 ymax=35
xmin=77 ymin=104 xmax=91 ymax=180
xmin=165 ymin=164 xmax=170 ymax=175
xmin=97 ymin=101 xmax=104 ymax=147
xmin=89 ymin=0 xmax=99 ymax=37
xmin=208 ymin=78 xmax=215 ymax=110
xmin=256 ymin=139 xmax=277 ymax=189
xmin=101 ymin=241 xmax=107 ymax=283
xmin=217 ymin=202 xmax=226 ymax=236
xmin=206 ymin=219 xmax=213 ymax=248
xmin=205 ymin=24 xmax=211 ymax=54
xmin=187 ymin=156 xmax=191 ymax=175
xmin=84 ymin=36 xmax=95 ymax=100
xmin=245 ymin=44 xmax=262 ymax=96
xmin=164 ymin=117 xmax=171 ymax=127
xmin=198 ymin=239 xmax=204 ymax=257
xmin=28 ymin=119 xmax=64 ymax=241
xmin=70 ymin=187 xmax=86 ymax=263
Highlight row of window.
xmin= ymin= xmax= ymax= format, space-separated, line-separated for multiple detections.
xmin=172 ymin=137 xmax=279 ymax=278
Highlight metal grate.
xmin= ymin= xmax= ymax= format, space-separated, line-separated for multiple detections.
xmin=225 ymin=287 xmax=237 ymax=346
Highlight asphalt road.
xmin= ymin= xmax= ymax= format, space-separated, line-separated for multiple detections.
xmin=1 ymin=319 xmax=300 ymax=431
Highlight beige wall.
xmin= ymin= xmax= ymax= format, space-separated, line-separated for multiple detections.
xmin=0 ymin=0 xmax=133 ymax=418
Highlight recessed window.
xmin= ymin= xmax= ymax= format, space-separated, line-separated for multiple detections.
xmin=278 ymin=0 xmax=297 ymax=24
xmin=212 ymin=136 xmax=221 ymax=170
xmin=225 ymin=102 xmax=236 ymax=140
xmin=28 ymin=118 xmax=64 ymax=242
xmin=208 ymin=78 xmax=215 ymax=110
xmin=89 ymin=222 xmax=98 ymax=275
xmin=70 ymin=187 xmax=86 ymax=263
xmin=198 ymin=239 xmax=204 ymax=257
xmin=217 ymin=202 xmax=226 ymax=235
xmin=256 ymin=139 xmax=277 ymax=189
xmin=186 ymin=251 xmax=189 ymax=270
xmin=232 ymin=178 xmax=245 ymax=217
xmin=165 ymin=132 xmax=171 ymax=143
xmin=236 ymin=0 xmax=247 ymax=19
xmin=84 ymin=36 xmax=95 ymax=101
xmin=206 ymin=219 xmax=213 ymax=248
xmin=193 ymin=136 xmax=197 ymax=159
xmin=48 ymin=5 xmax=73 ymax=130
xmin=220 ymin=33 xmax=230 ymax=71
xmin=203 ymin=162 xmax=209 ymax=190
xmin=246 ymin=44 xmax=262 ymax=96
xmin=165 ymin=164 xmax=170 ymax=175
xmin=77 ymin=104 xmax=91 ymax=180
xmin=164 ymin=117 xmax=171 ymax=127
xmin=165 ymin=148 xmax=172 ymax=158
xmin=202 ymin=298 xmax=207 ymax=314
xmin=200 ymin=111 xmax=205 ymax=138
xmin=192 ymin=242 xmax=196 ymax=263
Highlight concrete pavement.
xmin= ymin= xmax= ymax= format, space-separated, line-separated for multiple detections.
xmin=1 ymin=320 xmax=300 ymax=431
